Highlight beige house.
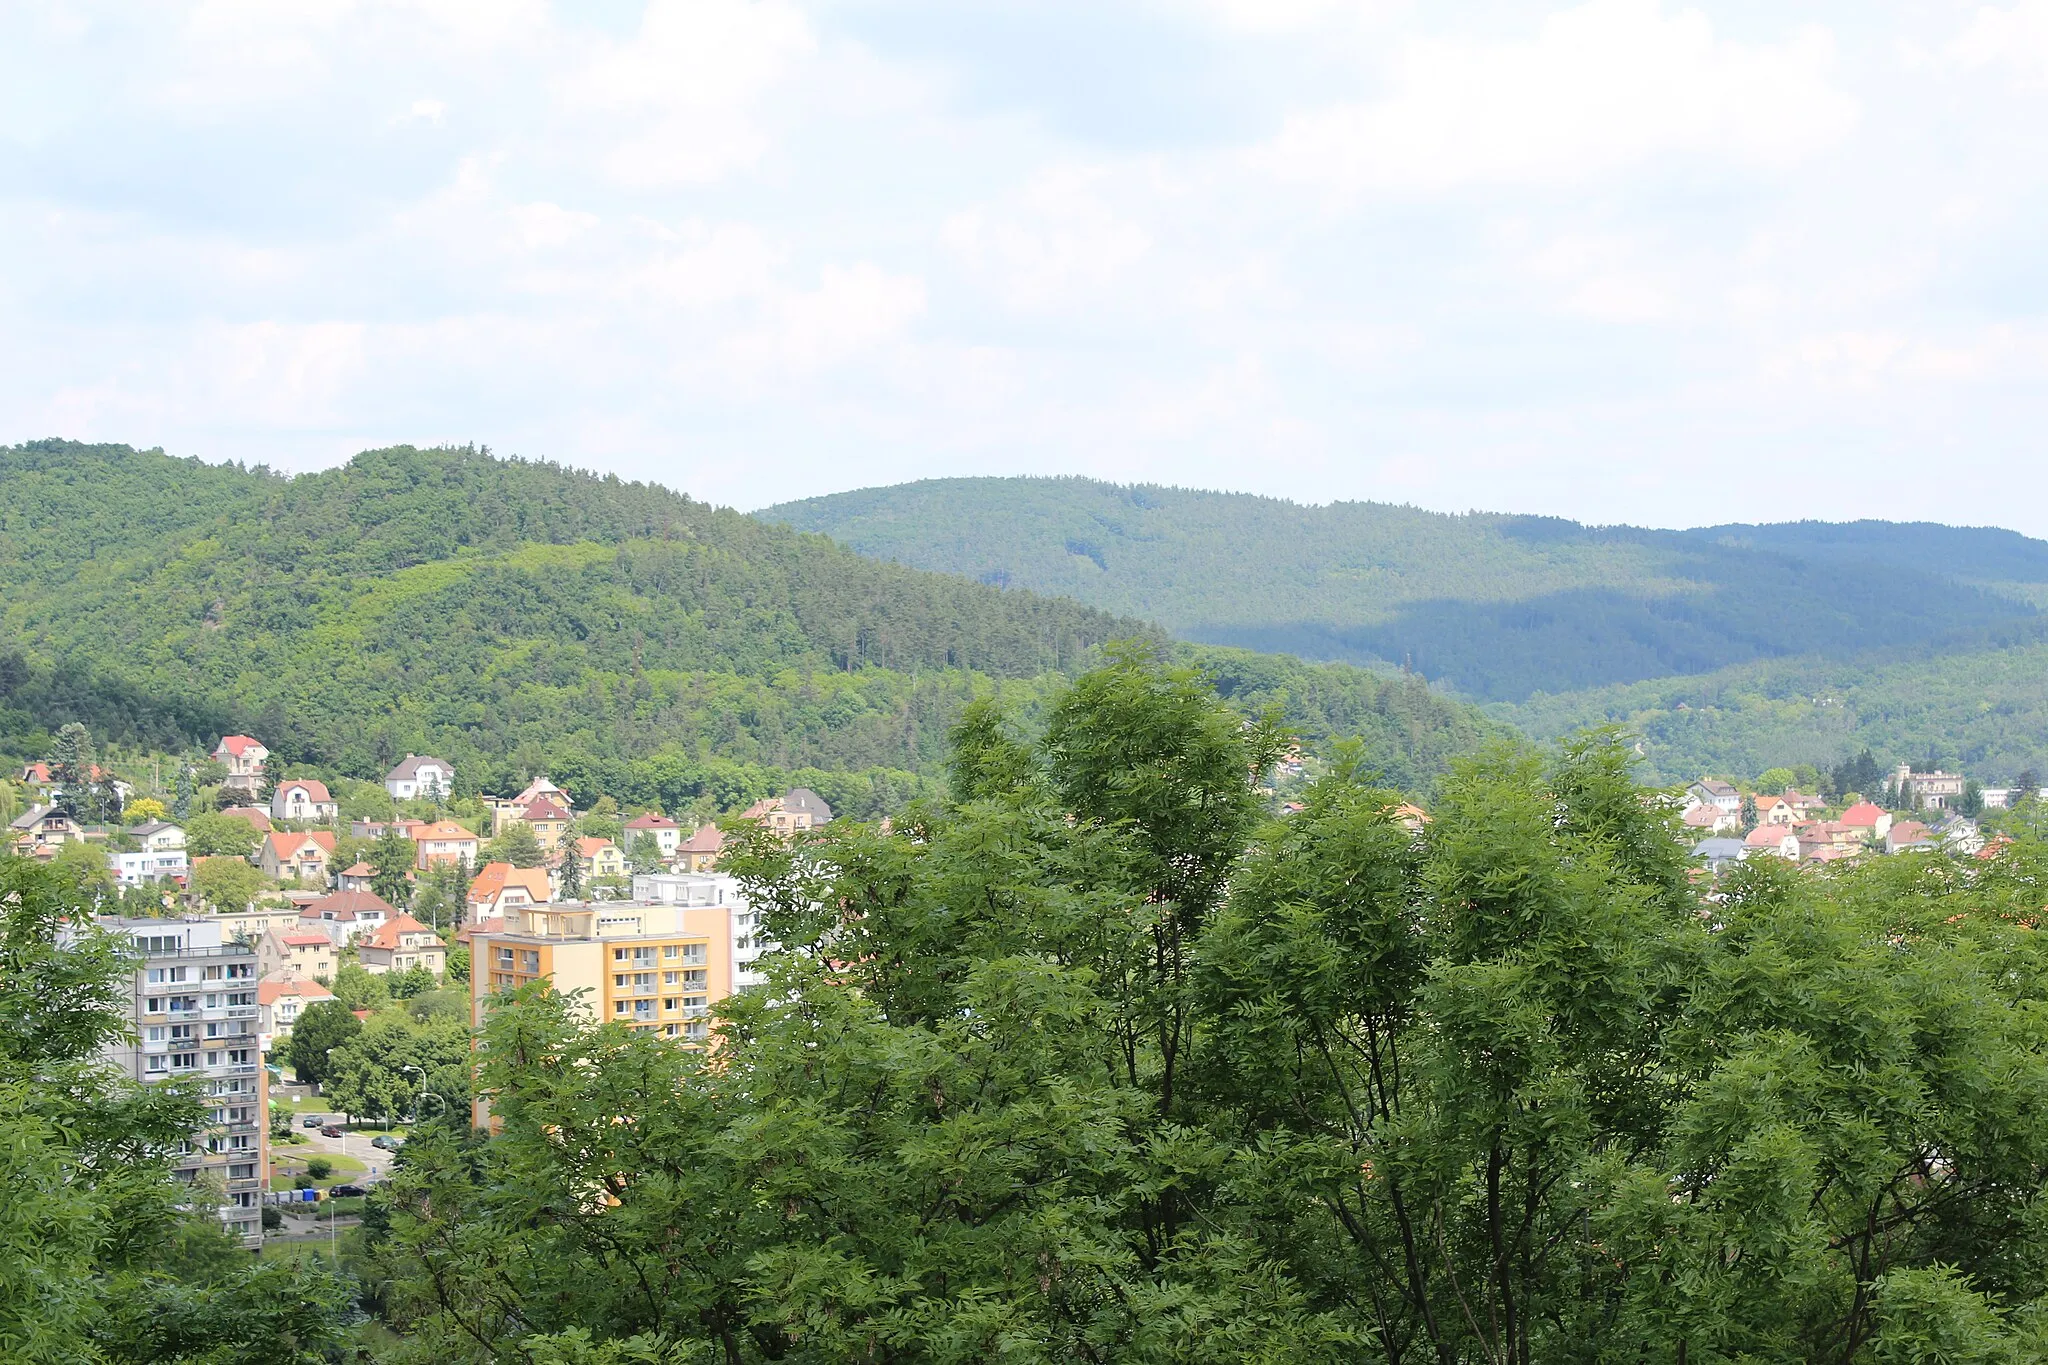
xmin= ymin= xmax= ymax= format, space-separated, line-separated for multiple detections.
xmin=258 ymin=927 xmax=337 ymax=982
xmin=257 ymin=972 xmax=334 ymax=1052
xmin=675 ymin=823 xmax=725 ymax=872
xmin=212 ymin=904 xmax=302 ymax=946
xmin=270 ymin=778 xmax=338 ymax=823
xmin=259 ymin=831 xmax=335 ymax=884
xmin=357 ymin=913 xmax=447 ymax=976
xmin=467 ymin=862 xmax=553 ymax=922
xmin=573 ymin=836 xmax=627 ymax=880
xmin=212 ymin=734 xmax=268 ymax=796
xmin=298 ymin=889 xmax=395 ymax=946
xmin=412 ymin=820 xmax=481 ymax=870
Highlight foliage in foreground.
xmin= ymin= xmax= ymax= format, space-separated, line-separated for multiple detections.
xmin=365 ymin=644 xmax=2048 ymax=1362
xmin=0 ymin=856 xmax=353 ymax=1363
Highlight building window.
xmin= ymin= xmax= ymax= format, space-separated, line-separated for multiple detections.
xmin=614 ymin=1001 xmax=630 ymax=1016
xmin=228 ymin=1163 xmax=256 ymax=1180
xmin=681 ymin=944 xmax=706 ymax=966
xmin=684 ymin=1021 xmax=708 ymax=1041
xmin=146 ymin=1056 xmax=167 ymax=1073
xmin=663 ymin=998 xmax=679 ymax=1011
xmin=662 ymin=944 xmax=679 ymax=959
xmin=682 ymin=970 xmax=706 ymax=988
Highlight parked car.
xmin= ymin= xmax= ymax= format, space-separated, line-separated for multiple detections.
xmin=302 ymin=1116 xmax=324 ymax=1128
xmin=370 ymin=1135 xmax=402 ymax=1150
xmin=320 ymin=1125 xmax=343 ymax=1138
xmin=329 ymin=1184 xmax=367 ymax=1198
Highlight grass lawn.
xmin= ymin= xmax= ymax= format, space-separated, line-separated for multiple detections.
xmin=270 ymin=1148 xmax=368 ymax=1189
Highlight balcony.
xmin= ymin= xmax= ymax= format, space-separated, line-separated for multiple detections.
xmin=227 ymin=1177 xmax=262 ymax=1192
xmin=225 ymin=1006 xmax=258 ymax=1018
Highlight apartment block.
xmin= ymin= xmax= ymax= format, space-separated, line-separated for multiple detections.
xmin=471 ymin=900 xmax=737 ymax=1124
xmin=98 ymin=916 xmax=268 ymax=1247
xmin=630 ymin=871 xmax=770 ymax=990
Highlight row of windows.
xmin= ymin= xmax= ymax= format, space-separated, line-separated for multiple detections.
xmin=611 ymin=943 xmax=706 ymax=965
xmin=146 ymin=1022 xmax=253 ymax=1042
xmin=612 ymin=969 xmax=707 ymax=988
xmin=146 ymin=1048 xmax=253 ymax=1073
xmin=612 ymin=995 xmax=707 ymax=1018
xmin=143 ymin=991 xmax=255 ymax=1013
xmin=145 ymin=963 xmax=254 ymax=984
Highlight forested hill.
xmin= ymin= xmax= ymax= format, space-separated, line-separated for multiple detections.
xmin=0 ymin=442 xmax=1496 ymax=804
xmin=761 ymin=477 xmax=2048 ymax=702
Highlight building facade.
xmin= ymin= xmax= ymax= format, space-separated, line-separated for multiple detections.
xmin=99 ymin=917 xmax=267 ymax=1247
xmin=631 ymin=871 xmax=769 ymax=990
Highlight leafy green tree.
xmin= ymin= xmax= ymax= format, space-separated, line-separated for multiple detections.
xmin=189 ymin=856 xmax=262 ymax=913
xmin=369 ymin=825 xmax=415 ymax=906
xmin=171 ymin=763 xmax=194 ymax=821
xmin=331 ymin=961 xmax=388 ymax=1013
xmin=51 ymin=837 xmax=112 ymax=892
xmin=184 ymin=812 xmax=259 ymax=859
xmin=627 ymin=832 xmax=663 ymax=874
xmin=0 ymin=855 xmax=350 ymax=1361
xmin=1962 ymin=778 xmax=1986 ymax=817
xmin=559 ymin=843 xmax=585 ymax=899
xmin=1755 ymin=765 xmax=1795 ymax=793
xmin=306 ymin=1156 xmax=333 ymax=1181
xmin=324 ymin=1013 xmax=469 ymax=1125
xmin=286 ymin=999 xmax=362 ymax=1089
xmin=487 ymin=821 xmax=544 ymax=869
xmin=120 ymin=796 xmax=167 ymax=824
xmin=48 ymin=721 xmax=104 ymax=821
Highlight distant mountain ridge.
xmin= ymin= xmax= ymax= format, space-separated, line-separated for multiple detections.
xmin=760 ymin=477 xmax=2048 ymax=704
xmin=0 ymin=442 xmax=1496 ymax=804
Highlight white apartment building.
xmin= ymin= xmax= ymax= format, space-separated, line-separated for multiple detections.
xmin=111 ymin=847 xmax=190 ymax=886
xmin=631 ymin=871 xmax=771 ymax=990
xmin=99 ymin=917 xmax=268 ymax=1247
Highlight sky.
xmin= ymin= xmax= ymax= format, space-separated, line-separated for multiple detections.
xmin=4 ymin=0 xmax=2048 ymax=530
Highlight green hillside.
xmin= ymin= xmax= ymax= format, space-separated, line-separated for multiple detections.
xmin=761 ymin=477 xmax=2046 ymax=702
xmin=0 ymin=441 xmax=1495 ymax=807
xmin=1496 ymin=627 xmax=2048 ymax=786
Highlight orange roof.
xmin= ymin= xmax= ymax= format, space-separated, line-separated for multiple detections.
xmin=278 ymin=779 xmax=333 ymax=801
xmin=340 ymin=861 xmax=374 ymax=877
xmin=1840 ymin=801 xmax=1888 ymax=827
xmin=574 ymin=836 xmax=615 ymax=856
xmin=265 ymin=831 xmax=335 ymax=859
xmin=1745 ymin=826 xmax=1792 ymax=846
xmin=280 ymin=931 xmax=332 ymax=946
xmin=468 ymin=861 xmax=550 ymax=904
xmin=415 ymin=820 xmax=477 ymax=842
xmin=454 ymin=916 xmax=505 ymax=945
xmin=216 ymin=735 xmax=265 ymax=756
xmin=221 ymin=806 xmax=273 ymax=831
xmin=364 ymin=913 xmax=435 ymax=950
xmin=257 ymin=975 xmax=333 ymax=1005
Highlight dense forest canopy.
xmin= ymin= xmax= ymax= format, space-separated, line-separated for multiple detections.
xmin=761 ymin=476 xmax=2048 ymax=702
xmin=0 ymin=442 xmax=1495 ymax=804
xmin=348 ymin=648 xmax=2048 ymax=1363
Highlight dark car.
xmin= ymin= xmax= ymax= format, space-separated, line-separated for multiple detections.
xmin=370 ymin=1135 xmax=402 ymax=1150
xmin=302 ymin=1116 xmax=324 ymax=1128
xmin=329 ymin=1184 xmax=367 ymax=1198
xmin=320 ymin=1125 xmax=343 ymax=1138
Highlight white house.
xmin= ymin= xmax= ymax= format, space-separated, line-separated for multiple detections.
xmin=111 ymin=848 xmax=189 ymax=886
xmin=271 ymin=779 xmax=338 ymax=823
xmin=632 ymin=870 xmax=770 ymax=990
xmin=129 ymin=821 xmax=187 ymax=852
xmin=385 ymin=755 xmax=455 ymax=802
xmin=1685 ymin=779 xmax=1742 ymax=819
xmin=257 ymin=972 xmax=334 ymax=1053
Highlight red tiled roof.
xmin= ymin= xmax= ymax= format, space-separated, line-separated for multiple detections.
xmin=454 ymin=916 xmax=505 ymax=945
xmin=624 ymin=813 xmax=679 ymax=830
xmin=468 ymin=862 xmax=550 ymax=905
xmin=299 ymin=889 xmax=395 ymax=921
xmin=216 ymin=735 xmax=265 ymax=757
xmin=221 ymin=806 xmax=273 ymax=831
xmin=340 ymin=861 xmax=374 ymax=877
xmin=521 ymin=797 xmax=571 ymax=822
xmin=574 ymin=836 xmax=615 ymax=857
xmin=415 ymin=820 xmax=478 ymax=842
xmin=280 ymin=932 xmax=332 ymax=946
xmin=1840 ymin=802 xmax=1888 ymax=827
xmin=678 ymin=824 xmax=724 ymax=853
xmin=278 ymin=779 xmax=333 ymax=802
xmin=257 ymin=975 xmax=333 ymax=1005
xmin=364 ymin=913 xmax=435 ymax=951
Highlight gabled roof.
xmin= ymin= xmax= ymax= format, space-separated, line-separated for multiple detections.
xmin=299 ymin=889 xmax=395 ymax=921
xmin=1680 ymin=806 xmax=1723 ymax=827
xmin=679 ymin=823 xmax=725 ymax=854
xmin=1692 ymin=779 xmax=1738 ymax=797
xmin=454 ymin=916 xmax=505 ymax=945
xmin=782 ymin=787 xmax=833 ymax=821
xmin=386 ymin=755 xmax=451 ymax=781
xmin=1839 ymin=801 xmax=1888 ymax=827
xmin=468 ymin=862 xmax=550 ymax=905
xmin=740 ymin=797 xmax=783 ymax=820
xmin=414 ymin=820 xmax=478 ymax=842
xmin=339 ymin=861 xmax=375 ymax=877
xmin=215 ymin=735 xmax=266 ymax=757
xmin=624 ymin=813 xmax=679 ymax=830
xmin=257 ymin=974 xmax=333 ymax=1005
xmin=1745 ymin=825 xmax=1794 ymax=847
xmin=364 ymin=914 xmax=437 ymax=951
xmin=1692 ymin=838 xmax=1748 ymax=858
xmin=521 ymin=796 xmax=571 ymax=822
xmin=277 ymin=779 xmax=333 ymax=802
xmin=1888 ymin=821 xmax=1933 ymax=845
xmin=511 ymin=776 xmax=565 ymax=805
xmin=278 ymin=931 xmax=333 ymax=947
xmin=221 ymin=806 xmax=273 ymax=831
xmin=265 ymin=830 xmax=336 ymax=859
xmin=574 ymin=836 xmax=616 ymax=857
xmin=129 ymin=821 xmax=183 ymax=837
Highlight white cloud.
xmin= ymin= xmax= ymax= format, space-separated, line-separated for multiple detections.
xmin=942 ymin=168 xmax=1154 ymax=313
xmin=1949 ymin=2 xmax=2048 ymax=84
xmin=1260 ymin=0 xmax=1859 ymax=194
xmin=560 ymin=0 xmax=816 ymax=187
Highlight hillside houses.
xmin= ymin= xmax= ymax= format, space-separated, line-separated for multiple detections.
xmin=385 ymin=754 xmax=454 ymax=802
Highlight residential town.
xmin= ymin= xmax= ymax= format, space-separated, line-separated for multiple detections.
xmin=11 ymin=731 xmax=815 ymax=1246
